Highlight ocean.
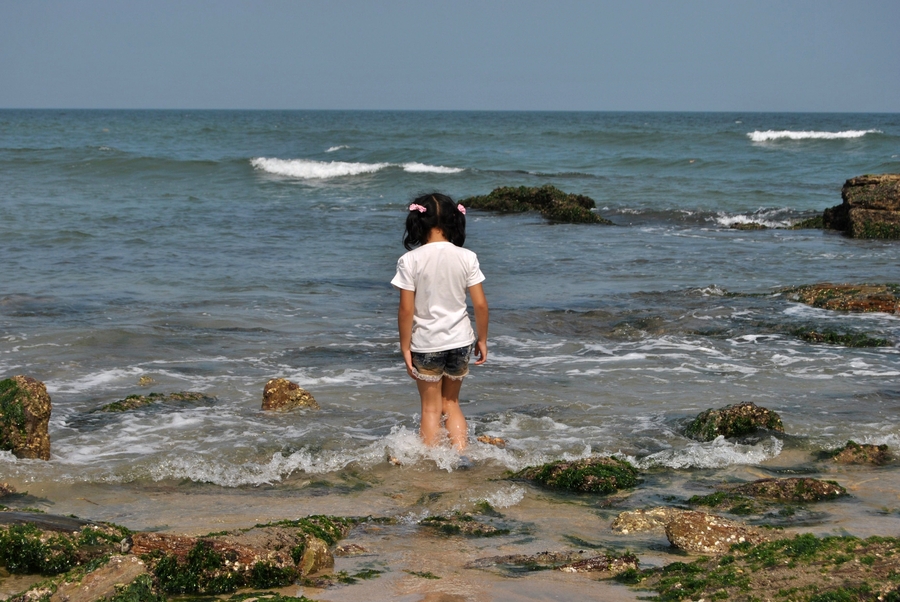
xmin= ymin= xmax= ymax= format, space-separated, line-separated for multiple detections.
xmin=1 ymin=110 xmax=899 ymax=599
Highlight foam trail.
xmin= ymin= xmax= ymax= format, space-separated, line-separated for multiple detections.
xmin=251 ymin=158 xmax=389 ymax=179
xmin=402 ymin=162 xmax=464 ymax=174
xmin=748 ymin=130 xmax=880 ymax=142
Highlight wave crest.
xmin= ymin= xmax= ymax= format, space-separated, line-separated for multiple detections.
xmin=747 ymin=129 xmax=881 ymax=142
xmin=251 ymin=157 xmax=463 ymax=179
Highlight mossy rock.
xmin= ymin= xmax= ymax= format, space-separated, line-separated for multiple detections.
xmin=684 ymin=401 xmax=784 ymax=442
xmin=100 ymin=391 xmax=216 ymax=412
xmin=512 ymin=456 xmax=639 ymax=494
xmin=791 ymin=328 xmax=891 ymax=347
xmin=727 ymin=477 xmax=847 ymax=503
xmin=789 ymin=215 xmax=825 ymax=229
xmin=0 ymin=520 xmax=131 ymax=575
xmin=0 ymin=376 xmax=52 ymax=460
xmin=731 ymin=222 xmax=767 ymax=231
xmin=783 ymin=283 xmax=900 ymax=313
xmin=419 ymin=513 xmax=510 ymax=537
xmin=825 ymin=440 xmax=892 ymax=466
xmin=461 ymin=185 xmax=613 ymax=224
xmin=685 ymin=492 xmax=769 ymax=516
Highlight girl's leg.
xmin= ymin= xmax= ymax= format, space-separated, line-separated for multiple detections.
xmin=441 ymin=377 xmax=467 ymax=451
xmin=416 ymin=378 xmax=444 ymax=446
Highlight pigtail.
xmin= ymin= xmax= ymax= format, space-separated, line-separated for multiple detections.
xmin=402 ymin=192 xmax=467 ymax=250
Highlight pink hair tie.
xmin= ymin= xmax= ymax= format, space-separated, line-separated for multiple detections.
xmin=409 ymin=203 xmax=426 ymax=213
xmin=457 ymin=204 xmax=466 ymax=215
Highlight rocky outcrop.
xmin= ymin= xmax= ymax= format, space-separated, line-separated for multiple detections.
xmin=783 ymin=283 xmax=900 ymax=314
xmin=828 ymin=440 xmax=892 ymax=465
xmin=261 ymin=378 xmax=319 ymax=411
xmin=823 ymin=174 xmax=900 ymax=238
xmin=100 ymin=391 xmax=216 ymax=412
xmin=684 ymin=401 xmax=784 ymax=442
xmin=725 ymin=477 xmax=847 ymax=503
xmin=461 ymin=185 xmax=613 ymax=224
xmin=512 ymin=456 xmax=639 ymax=494
xmin=664 ymin=511 xmax=769 ymax=554
xmin=0 ymin=375 xmax=52 ymax=460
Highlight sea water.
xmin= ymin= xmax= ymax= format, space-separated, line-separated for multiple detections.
xmin=1 ymin=112 xmax=900 ymax=587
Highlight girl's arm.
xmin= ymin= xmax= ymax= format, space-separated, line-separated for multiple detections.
xmin=468 ymin=283 xmax=489 ymax=365
xmin=398 ymin=289 xmax=417 ymax=379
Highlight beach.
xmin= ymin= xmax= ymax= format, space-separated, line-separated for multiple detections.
xmin=1 ymin=110 xmax=899 ymax=599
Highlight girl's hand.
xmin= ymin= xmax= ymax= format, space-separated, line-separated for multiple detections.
xmin=403 ymin=349 xmax=418 ymax=380
xmin=473 ymin=339 xmax=488 ymax=365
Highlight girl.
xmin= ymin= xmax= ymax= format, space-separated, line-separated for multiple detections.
xmin=391 ymin=193 xmax=489 ymax=454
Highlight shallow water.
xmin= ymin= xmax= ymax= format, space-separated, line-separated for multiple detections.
xmin=1 ymin=110 xmax=899 ymax=599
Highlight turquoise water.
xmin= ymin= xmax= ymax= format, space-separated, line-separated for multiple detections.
xmin=1 ymin=110 xmax=899 ymax=487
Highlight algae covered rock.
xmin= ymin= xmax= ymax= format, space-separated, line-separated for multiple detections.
xmin=784 ymin=283 xmax=900 ymax=314
xmin=512 ymin=456 xmax=639 ymax=494
xmin=665 ymin=510 xmax=769 ymax=554
xmin=726 ymin=477 xmax=847 ymax=503
xmin=0 ymin=375 xmax=52 ymax=460
xmin=100 ymin=391 xmax=216 ymax=412
xmin=461 ymin=185 xmax=613 ymax=224
xmin=823 ymin=174 xmax=900 ymax=239
xmin=684 ymin=401 xmax=784 ymax=442
xmin=419 ymin=513 xmax=510 ymax=537
xmin=828 ymin=440 xmax=892 ymax=465
xmin=261 ymin=378 xmax=320 ymax=411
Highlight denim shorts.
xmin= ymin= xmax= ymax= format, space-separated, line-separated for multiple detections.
xmin=411 ymin=344 xmax=474 ymax=382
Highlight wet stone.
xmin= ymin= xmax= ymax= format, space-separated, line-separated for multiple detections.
xmin=0 ymin=375 xmax=52 ymax=460
xmin=611 ymin=507 xmax=688 ymax=534
xmin=512 ymin=456 xmax=639 ymax=494
xmin=828 ymin=440 xmax=892 ymax=465
xmin=665 ymin=510 xmax=770 ymax=554
xmin=725 ymin=477 xmax=848 ymax=503
xmin=684 ymin=401 xmax=784 ymax=442
xmin=261 ymin=378 xmax=320 ymax=411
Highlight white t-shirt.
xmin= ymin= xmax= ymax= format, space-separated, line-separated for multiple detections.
xmin=391 ymin=242 xmax=486 ymax=353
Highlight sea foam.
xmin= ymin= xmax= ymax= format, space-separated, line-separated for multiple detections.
xmin=251 ymin=157 xmax=463 ymax=179
xmin=747 ymin=129 xmax=881 ymax=142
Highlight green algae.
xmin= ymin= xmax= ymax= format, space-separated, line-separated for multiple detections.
xmin=0 ymin=378 xmax=29 ymax=444
xmin=512 ymin=456 xmax=639 ymax=494
xmin=792 ymin=328 xmax=891 ymax=347
xmin=420 ymin=513 xmax=510 ymax=537
xmin=0 ymin=522 xmax=129 ymax=576
xmin=684 ymin=402 xmax=784 ymax=442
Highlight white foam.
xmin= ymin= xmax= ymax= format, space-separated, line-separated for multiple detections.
xmin=748 ymin=129 xmax=881 ymax=142
xmin=471 ymin=485 xmax=526 ymax=509
xmin=251 ymin=157 xmax=463 ymax=179
xmin=635 ymin=435 xmax=782 ymax=469
xmin=251 ymin=157 xmax=389 ymax=179
xmin=325 ymin=145 xmax=350 ymax=152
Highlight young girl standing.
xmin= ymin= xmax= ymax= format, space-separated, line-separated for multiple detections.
xmin=391 ymin=193 xmax=489 ymax=454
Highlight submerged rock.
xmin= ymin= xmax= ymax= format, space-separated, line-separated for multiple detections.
xmin=557 ymin=552 xmax=640 ymax=576
xmin=823 ymin=174 xmax=900 ymax=239
xmin=0 ymin=375 xmax=52 ymax=460
xmin=0 ymin=482 xmax=16 ymax=497
xmin=725 ymin=477 xmax=847 ymax=503
xmin=100 ymin=391 xmax=216 ymax=412
xmin=664 ymin=510 xmax=769 ymax=554
xmin=466 ymin=550 xmax=585 ymax=571
xmin=512 ymin=456 xmax=639 ymax=494
xmin=419 ymin=513 xmax=510 ymax=537
xmin=261 ymin=378 xmax=320 ymax=411
xmin=783 ymin=283 xmax=900 ymax=314
xmin=828 ymin=440 xmax=892 ymax=465
xmin=461 ymin=185 xmax=613 ymax=224
xmin=684 ymin=401 xmax=784 ymax=442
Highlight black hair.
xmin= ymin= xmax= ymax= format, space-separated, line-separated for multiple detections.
xmin=402 ymin=192 xmax=467 ymax=250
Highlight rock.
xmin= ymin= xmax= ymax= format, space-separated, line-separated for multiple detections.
xmin=466 ymin=551 xmax=585 ymax=571
xmin=512 ymin=456 xmax=639 ymax=494
xmin=137 ymin=376 xmax=155 ymax=386
xmin=100 ymin=391 xmax=216 ymax=412
xmin=725 ymin=477 xmax=847 ymax=503
xmin=684 ymin=401 xmax=784 ymax=442
xmin=823 ymin=174 xmax=900 ymax=239
xmin=261 ymin=378 xmax=320 ymax=411
xmin=829 ymin=440 xmax=892 ymax=465
xmin=0 ymin=375 xmax=52 ymax=460
xmin=419 ymin=513 xmax=510 ymax=537
xmin=0 ymin=482 xmax=16 ymax=497
xmin=0 ymin=519 xmax=131 ymax=575
xmin=297 ymin=534 xmax=333 ymax=575
xmin=611 ymin=507 xmax=688 ymax=534
xmin=665 ymin=510 xmax=769 ymax=554
xmin=783 ymin=283 xmax=900 ymax=314
xmin=460 ymin=185 xmax=613 ymax=224
xmin=557 ymin=552 xmax=640 ymax=576
xmin=334 ymin=543 xmax=368 ymax=557
xmin=476 ymin=435 xmax=506 ymax=448
xmin=49 ymin=555 xmax=152 ymax=602
xmin=730 ymin=222 xmax=767 ymax=230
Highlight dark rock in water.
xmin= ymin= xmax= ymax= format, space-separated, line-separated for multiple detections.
xmin=512 ymin=456 xmax=639 ymax=494
xmin=466 ymin=550 xmax=585 ymax=571
xmin=731 ymin=222 xmax=767 ymax=230
xmin=419 ymin=513 xmax=509 ymax=537
xmin=790 ymin=327 xmax=891 ymax=347
xmin=783 ymin=283 xmax=900 ymax=314
xmin=665 ymin=510 xmax=769 ymax=554
xmin=823 ymin=174 xmax=900 ymax=239
xmin=261 ymin=378 xmax=320 ymax=411
xmin=725 ymin=477 xmax=847 ymax=503
xmin=557 ymin=552 xmax=640 ymax=576
xmin=100 ymin=391 xmax=216 ymax=412
xmin=0 ymin=482 xmax=16 ymax=497
xmin=828 ymin=440 xmax=892 ymax=465
xmin=0 ymin=375 xmax=52 ymax=460
xmin=460 ymin=185 xmax=613 ymax=224
xmin=684 ymin=401 xmax=784 ymax=442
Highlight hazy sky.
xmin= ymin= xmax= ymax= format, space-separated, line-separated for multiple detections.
xmin=1 ymin=0 xmax=897 ymax=112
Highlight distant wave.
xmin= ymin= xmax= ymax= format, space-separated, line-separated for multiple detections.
xmin=325 ymin=145 xmax=350 ymax=152
xmin=747 ymin=129 xmax=881 ymax=142
xmin=251 ymin=157 xmax=463 ymax=179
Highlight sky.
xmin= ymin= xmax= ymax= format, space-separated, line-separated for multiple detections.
xmin=1 ymin=0 xmax=898 ymax=112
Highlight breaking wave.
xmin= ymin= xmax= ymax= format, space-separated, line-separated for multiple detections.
xmin=747 ymin=129 xmax=881 ymax=142
xmin=251 ymin=157 xmax=463 ymax=179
